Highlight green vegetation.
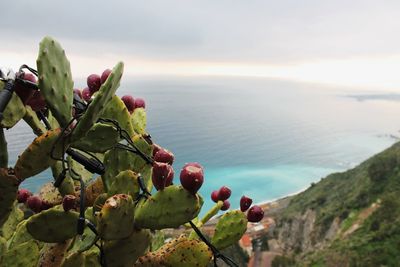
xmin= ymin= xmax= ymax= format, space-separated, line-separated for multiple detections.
xmin=276 ymin=142 xmax=400 ymax=266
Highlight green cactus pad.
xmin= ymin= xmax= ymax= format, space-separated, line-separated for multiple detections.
xmin=163 ymin=238 xmax=212 ymax=267
xmin=104 ymin=229 xmax=151 ymax=267
xmin=71 ymin=62 xmax=123 ymax=141
xmin=26 ymin=207 xmax=79 ymax=243
xmin=51 ymin=161 xmax=76 ymax=196
xmin=0 ymin=202 xmax=24 ymax=239
xmin=97 ymin=194 xmax=135 ymax=240
xmin=85 ymin=177 xmax=104 ymax=207
xmin=62 ymin=252 xmax=85 ymax=267
xmin=0 ymin=236 xmax=6 ymax=261
xmin=0 ymin=82 xmax=26 ymax=129
xmin=84 ymin=248 xmax=101 ymax=267
xmin=23 ymin=105 xmax=46 ymax=136
xmin=211 ymin=210 xmax=248 ymax=250
xmin=8 ymin=220 xmax=34 ymax=249
xmin=0 ymin=129 xmax=7 ymax=168
xmin=102 ymin=147 xmax=140 ymax=191
xmin=0 ymin=168 xmax=19 ymax=227
xmin=47 ymin=109 xmax=61 ymax=129
xmin=134 ymin=185 xmax=202 ymax=230
xmin=72 ymin=123 xmax=119 ymax=153
xmin=131 ymin=107 xmax=147 ymax=134
xmin=37 ymin=36 xmax=73 ymax=127
xmin=100 ymin=95 xmax=135 ymax=137
xmin=2 ymin=240 xmax=39 ymax=267
xmin=66 ymin=155 xmax=94 ymax=184
xmin=92 ymin=193 xmax=108 ymax=215
xmin=38 ymin=240 xmax=72 ymax=267
xmin=39 ymin=182 xmax=63 ymax=207
xmin=14 ymin=128 xmax=63 ymax=181
xmin=108 ymin=170 xmax=140 ymax=199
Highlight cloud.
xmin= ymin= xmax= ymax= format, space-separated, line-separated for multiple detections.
xmin=3 ymin=0 xmax=400 ymax=64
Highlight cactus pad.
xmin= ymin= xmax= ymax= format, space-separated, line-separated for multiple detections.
xmin=97 ymin=194 xmax=135 ymax=240
xmin=2 ymin=240 xmax=39 ymax=267
xmin=37 ymin=36 xmax=73 ymax=127
xmin=163 ymin=238 xmax=212 ymax=267
xmin=72 ymin=123 xmax=119 ymax=153
xmin=211 ymin=210 xmax=248 ymax=250
xmin=0 ymin=168 xmax=19 ymax=227
xmin=104 ymin=229 xmax=151 ymax=267
xmin=8 ymin=220 xmax=34 ymax=249
xmin=100 ymin=95 xmax=135 ymax=137
xmin=14 ymin=128 xmax=63 ymax=181
xmin=39 ymin=182 xmax=63 ymax=207
xmin=26 ymin=207 xmax=79 ymax=242
xmin=38 ymin=240 xmax=72 ymax=267
xmin=0 ymin=202 xmax=24 ymax=239
xmin=0 ymin=82 xmax=26 ymax=129
xmin=131 ymin=107 xmax=147 ymax=134
xmin=108 ymin=170 xmax=140 ymax=199
xmin=71 ymin=62 xmax=123 ymax=141
xmin=23 ymin=105 xmax=46 ymax=136
xmin=134 ymin=185 xmax=202 ymax=230
xmin=85 ymin=176 xmax=104 ymax=207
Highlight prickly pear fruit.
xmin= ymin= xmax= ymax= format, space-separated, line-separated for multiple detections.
xmin=240 ymin=195 xmax=252 ymax=212
xmin=26 ymin=91 xmax=46 ymax=111
xmin=180 ymin=163 xmax=204 ymax=194
xmin=221 ymin=200 xmax=230 ymax=211
xmin=152 ymin=144 xmax=162 ymax=156
xmin=14 ymin=72 xmax=36 ymax=104
xmin=211 ymin=190 xmax=219 ymax=203
xmin=101 ymin=68 xmax=111 ymax=84
xmin=87 ymin=74 xmax=101 ymax=93
xmin=218 ymin=186 xmax=231 ymax=201
xmin=152 ymin=162 xmax=174 ymax=191
xmin=62 ymin=195 xmax=77 ymax=211
xmin=134 ymin=97 xmax=146 ymax=109
xmin=27 ymin=195 xmax=42 ymax=213
xmin=121 ymin=95 xmax=135 ymax=113
xmin=154 ymin=148 xmax=174 ymax=165
xmin=247 ymin=205 xmax=264 ymax=222
xmin=82 ymin=87 xmax=92 ymax=102
xmin=17 ymin=189 xmax=32 ymax=203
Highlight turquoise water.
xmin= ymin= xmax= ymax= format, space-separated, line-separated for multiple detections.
xmin=5 ymin=76 xmax=399 ymax=215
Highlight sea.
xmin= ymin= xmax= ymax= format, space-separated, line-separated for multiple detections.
xmin=5 ymin=76 xmax=400 ymax=214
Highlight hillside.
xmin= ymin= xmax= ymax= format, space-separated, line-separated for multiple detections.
xmin=264 ymin=141 xmax=400 ymax=266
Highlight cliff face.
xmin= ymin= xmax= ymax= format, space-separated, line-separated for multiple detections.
xmin=264 ymin=142 xmax=400 ymax=266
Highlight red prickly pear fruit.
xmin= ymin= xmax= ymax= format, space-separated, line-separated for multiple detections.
xmin=73 ymin=88 xmax=82 ymax=99
xmin=165 ymin=166 xmax=174 ymax=187
xmin=154 ymin=148 xmax=174 ymax=165
xmin=152 ymin=144 xmax=162 ymax=156
xmin=180 ymin=163 xmax=204 ymax=194
xmin=183 ymin=162 xmax=204 ymax=174
xmin=14 ymin=72 xmax=37 ymax=104
xmin=221 ymin=200 xmax=230 ymax=211
xmin=247 ymin=205 xmax=264 ymax=222
xmin=211 ymin=190 xmax=219 ymax=203
xmin=101 ymin=69 xmax=112 ymax=84
xmin=82 ymin=87 xmax=92 ymax=102
xmin=152 ymin=162 xmax=174 ymax=191
xmin=134 ymin=98 xmax=146 ymax=109
xmin=26 ymin=91 xmax=46 ymax=111
xmin=17 ymin=189 xmax=32 ymax=203
xmin=26 ymin=195 xmax=43 ymax=213
xmin=240 ymin=195 xmax=253 ymax=212
xmin=87 ymin=74 xmax=101 ymax=93
xmin=121 ymin=95 xmax=135 ymax=113
xmin=218 ymin=186 xmax=231 ymax=201
xmin=62 ymin=195 xmax=77 ymax=211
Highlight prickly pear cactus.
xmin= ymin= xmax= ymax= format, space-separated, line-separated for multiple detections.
xmin=0 ymin=36 xmax=258 ymax=267
xmin=37 ymin=36 xmax=74 ymax=127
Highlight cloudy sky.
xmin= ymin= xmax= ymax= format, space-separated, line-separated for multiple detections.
xmin=2 ymin=0 xmax=400 ymax=89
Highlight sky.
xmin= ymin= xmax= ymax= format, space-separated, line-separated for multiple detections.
xmin=2 ymin=0 xmax=400 ymax=89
